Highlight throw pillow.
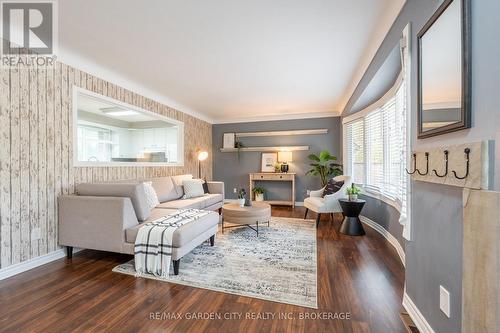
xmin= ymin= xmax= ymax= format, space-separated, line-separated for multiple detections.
xmin=183 ymin=179 xmax=205 ymax=199
xmin=142 ymin=181 xmax=160 ymax=210
xmin=322 ymin=179 xmax=344 ymax=197
xmin=202 ymin=179 xmax=210 ymax=194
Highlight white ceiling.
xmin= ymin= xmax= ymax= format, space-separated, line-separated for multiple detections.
xmin=58 ymin=0 xmax=405 ymax=123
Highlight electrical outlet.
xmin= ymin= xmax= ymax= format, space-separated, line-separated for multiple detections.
xmin=233 ymin=188 xmax=237 ymax=193
xmin=439 ymin=285 xmax=451 ymax=318
xmin=31 ymin=228 xmax=41 ymax=241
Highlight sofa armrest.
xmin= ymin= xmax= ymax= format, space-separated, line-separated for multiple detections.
xmin=58 ymin=195 xmax=139 ymax=253
xmin=207 ymin=181 xmax=224 ymax=199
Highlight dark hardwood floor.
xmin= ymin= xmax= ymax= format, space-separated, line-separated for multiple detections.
xmin=0 ymin=207 xmax=406 ymax=333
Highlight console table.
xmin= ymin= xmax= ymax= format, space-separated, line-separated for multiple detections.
xmin=249 ymin=173 xmax=296 ymax=207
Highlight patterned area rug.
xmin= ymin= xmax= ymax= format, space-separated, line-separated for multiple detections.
xmin=113 ymin=216 xmax=318 ymax=308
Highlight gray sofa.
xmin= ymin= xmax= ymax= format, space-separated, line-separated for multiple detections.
xmin=58 ymin=174 xmax=224 ymax=274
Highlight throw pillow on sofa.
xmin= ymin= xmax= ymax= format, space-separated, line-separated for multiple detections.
xmin=142 ymin=181 xmax=160 ymax=210
xmin=182 ymin=179 xmax=205 ymax=199
xmin=322 ymin=179 xmax=344 ymax=197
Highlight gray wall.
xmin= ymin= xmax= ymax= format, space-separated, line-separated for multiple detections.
xmin=359 ymin=195 xmax=405 ymax=248
xmin=343 ymin=0 xmax=500 ymax=332
xmin=212 ymin=117 xmax=341 ymax=202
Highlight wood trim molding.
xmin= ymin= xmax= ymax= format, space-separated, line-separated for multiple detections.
xmin=403 ymin=292 xmax=436 ymax=333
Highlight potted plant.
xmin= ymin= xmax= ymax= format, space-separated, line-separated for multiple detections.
xmin=306 ymin=150 xmax=343 ymax=186
xmin=237 ymin=188 xmax=246 ymax=207
xmin=346 ymin=184 xmax=361 ymax=201
xmin=252 ymin=187 xmax=266 ymax=201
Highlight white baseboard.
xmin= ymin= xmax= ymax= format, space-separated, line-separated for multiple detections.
xmin=403 ymin=292 xmax=435 ymax=333
xmin=224 ymin=199 xmax=304 ymax=206
xmin=0 ymin=247 xmax=81 ymax=281
xmin=359 ymin=215 xmax=405 ymax=266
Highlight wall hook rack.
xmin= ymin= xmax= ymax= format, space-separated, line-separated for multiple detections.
xmin=416 ymin=152 xmax=429 ymax=176
xmin=452 ymin=148 xmax=471 ymax=179
xmin=432 ymin=150 xmax=449 ymax=177
xmin=405 ymin=153 xmax=417 ymax=175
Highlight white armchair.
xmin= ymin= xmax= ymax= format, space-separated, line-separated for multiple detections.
xmin=304 ymin=175 xmax=352 ymax=227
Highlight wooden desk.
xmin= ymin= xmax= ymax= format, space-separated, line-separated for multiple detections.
xmin=249 ymin=173 xmax=296 ymax=207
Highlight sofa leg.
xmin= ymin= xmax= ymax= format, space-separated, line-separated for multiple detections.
xmin=304 ymin=208 xmax=309 ymax=219
xmin=173 ymin=259 xmax=180 ymax=275
xmin=66 ymin=246 xmax=73 ymax=259
xmin=218 ymin=208 xmax=222 ymax=215
xmin=316 ymin=214 xmax=321 ymax=228
xmin=209 ymin=235 xmax=215 ymax=246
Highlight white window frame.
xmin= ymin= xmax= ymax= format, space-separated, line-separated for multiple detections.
xmin=73 ymin=86 xmax=185 ymax=167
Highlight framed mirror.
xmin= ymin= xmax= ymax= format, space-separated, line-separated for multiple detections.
xmin=73 ymin=88 xmax=184 ymax=166
xmin=417 ymin=0 xmax=471 ymax=138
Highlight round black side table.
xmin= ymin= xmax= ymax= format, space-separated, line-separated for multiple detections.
xmin=338 ymin=199 xmax=366 ymax=236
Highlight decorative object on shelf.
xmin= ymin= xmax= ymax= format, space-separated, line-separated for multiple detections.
xmin=252 ymin=187 xmax=266 ymax=201
xmin=433 ymin=150 xmax=449 ymax=177
xmin=261 ymin=152 xmax=278 ymax=172
xmin=306 ymin=150 xmax=343 ymax=186
xmin=196 ymin=150 xmax=208 ymax=178
xmin=416 ymin=152 xmax=429 ymax=176
xmin=346 ymin=184 xmax=361 ymax=202
xmin=274 ymin=163 xmax=281 ymax=173
xmin=452 ymin=147 xmax=470 ymax=179
xmin=237 ymin=188 xmax=247 ymax=207
xmin=223 ymin=133 xmax=235 ymax=148
xmin=278 ymin=151 xmax=292 ymax=173
xmin=417 ymin=0 xmax=471 ymax=138
xmin=405 ymin=153 xmax=417 ymax=175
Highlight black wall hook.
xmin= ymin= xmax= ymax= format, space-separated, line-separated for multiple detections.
xmin=405 ymin=153 xmax=417 ymax=175
xmin=433 ymin=150 xmax=449 ymax=177
xmin=416 ymin=152 xmax=429 ymax=175
xmin=452 ymin=148 xmax=471 ymax=179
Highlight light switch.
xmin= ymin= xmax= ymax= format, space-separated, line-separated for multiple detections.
xmin=440 ymin=285 xmax=451 ymax=318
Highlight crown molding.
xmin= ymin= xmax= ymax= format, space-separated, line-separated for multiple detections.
xmin=212 ymin=111 xmax=340 ymax=124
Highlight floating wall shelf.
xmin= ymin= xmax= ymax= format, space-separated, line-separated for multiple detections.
xmin=235 ymin=129 xmax=327 ymax=138
xmin=220 ymin=146 xmax=309 ymax=153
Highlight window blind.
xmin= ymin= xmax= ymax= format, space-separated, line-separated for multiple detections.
xmin=344 ymin=79 xmax=408 ymax=212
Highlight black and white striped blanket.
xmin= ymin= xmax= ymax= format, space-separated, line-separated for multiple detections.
xmin=134 ymin=209 xmax=212 ymax=277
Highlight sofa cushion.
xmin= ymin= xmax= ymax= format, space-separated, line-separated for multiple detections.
xmin=156 ymin=193 xmax=223 ymax=210
xmin=156 ymin=196 xmax=208 ymax=210
xmin=202 ymin=193 xmax=223 ymax=207
xmin=182 ymin=179 xmax=205 ymax=199
xmin=142 ymin=181 xmax=160 ymax=210
xmin=149 ymin=177 xmax=180 ymax=202
xmin=171 ymin=174 xmax=193 ymax=198
xmin=125 ymin=209 xmax=219 ymax=247
xmin=75 ymin=183 xmax=151 ymax=222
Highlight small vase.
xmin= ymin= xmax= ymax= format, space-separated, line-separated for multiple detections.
xmin=349 ymin=194 xmax=358 ymax=202
xmin=238 ymin=198 xmax=245 ymax=207
xmin=255 ymin=193 xmax=264 ymax=201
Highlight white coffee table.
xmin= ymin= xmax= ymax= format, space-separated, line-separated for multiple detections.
xmin=222 ymin=202 xmax=271 ymax=236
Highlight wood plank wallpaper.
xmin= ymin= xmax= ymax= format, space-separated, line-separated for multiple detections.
xmin=0 ymin=59 xmax=212 ymax=269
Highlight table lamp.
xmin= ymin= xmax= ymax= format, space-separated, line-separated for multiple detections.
xmin=278 ymin=151 xmax=292 ymax=173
